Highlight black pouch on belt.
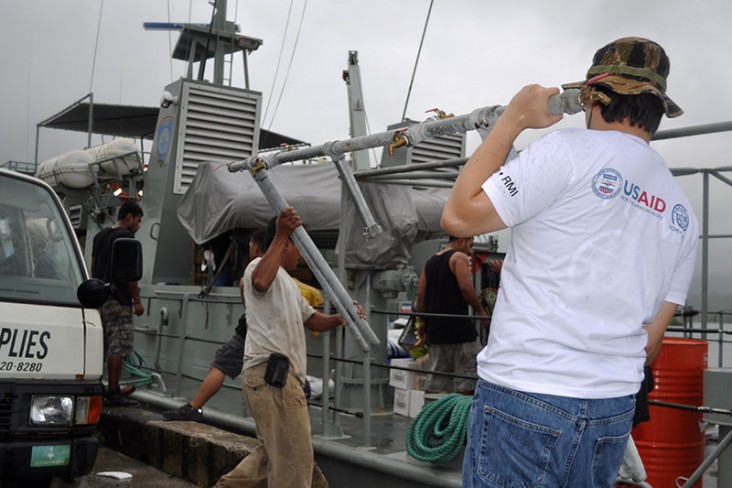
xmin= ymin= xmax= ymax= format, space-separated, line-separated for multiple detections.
xmin=264 ymin=353 xmax=289 ymax=387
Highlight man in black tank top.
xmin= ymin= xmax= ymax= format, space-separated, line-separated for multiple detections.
xmin=416 ymin=236 xmax=488 ymax=394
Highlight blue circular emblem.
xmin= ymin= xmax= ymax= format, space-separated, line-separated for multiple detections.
xmin=672 ymin=204 xmax=689 ymax=231
xmin=156 ymin=116 xmax=174 ymax=167
xmin=591 ymin=168 xmax=623 ymax=199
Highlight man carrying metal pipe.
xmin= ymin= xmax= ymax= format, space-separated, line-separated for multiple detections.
xmin=215 ymin=208 xmax=365 ymax=488
xmin=442 ymin=37 xmax=698 ymax=487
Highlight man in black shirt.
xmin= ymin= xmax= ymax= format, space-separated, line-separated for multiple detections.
xmin=91 ymin=201 xmax=144 ymax=407
xmin=416 ymin=236 xmax=487 ymax=394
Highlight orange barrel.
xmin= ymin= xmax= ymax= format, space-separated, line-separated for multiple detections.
xmin=632 ymin=337 xmax=708 ymax=488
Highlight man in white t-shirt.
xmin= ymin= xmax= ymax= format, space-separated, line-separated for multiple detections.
xmin=216 ymin=208 xmax=362 ymax=488
xmin=441 ymin=37 xmax=698 ymax=487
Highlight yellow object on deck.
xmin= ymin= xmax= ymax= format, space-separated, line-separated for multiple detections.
xmin=293 ymin=278 xmax=324 ymax=307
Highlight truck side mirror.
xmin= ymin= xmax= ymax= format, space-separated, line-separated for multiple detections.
xmin=77 ymin=278 xmax=110 ymax=308
xmin=111 ymin=238 xmax=143 ymax=282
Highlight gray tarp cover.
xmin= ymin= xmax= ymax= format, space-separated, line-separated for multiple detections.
xmin=177 ymin=161 xmax=450 ymax=267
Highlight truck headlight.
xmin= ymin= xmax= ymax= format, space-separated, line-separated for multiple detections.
xmin=30 ymin=396 xmax=74 ymax=425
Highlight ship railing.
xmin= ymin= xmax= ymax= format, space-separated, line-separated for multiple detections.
xmin=84 ymin=149 xmax=145 ymax=213
xmin=128 ymin=289 xmax=488 ymax=449
xmin=668 ymin=310 xmax=732 ymax=368
xmin=129 ymin=288 xmax=376 ymax=446
xmin=126 ymin=293 xmax=732 ymax=460
xmin=0 ymin=160 xmax=37 ymax=175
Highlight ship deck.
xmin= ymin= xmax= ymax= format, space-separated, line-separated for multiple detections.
xmin=129 ymin=370 xmax=720 ymax=488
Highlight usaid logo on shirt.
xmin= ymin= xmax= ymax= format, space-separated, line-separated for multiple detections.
xmin=591 ymin=168 xmax=689 ymax=233
xmin=591 ymin=168 xmax=622 ymax=199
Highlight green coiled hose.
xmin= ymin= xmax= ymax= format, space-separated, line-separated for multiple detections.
xmin=121 ymin=350 xmax=155 ymax=387
xmin=406 ymin=393 xmax=472 ymax=464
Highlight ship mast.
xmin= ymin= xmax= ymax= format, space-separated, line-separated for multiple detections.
xmin=143 ymin=0 xmax=263 ymax=88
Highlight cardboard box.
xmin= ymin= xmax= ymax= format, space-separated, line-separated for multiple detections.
xmin=409 ymin=389 xmax=425 ymax=418
xmin=389 ymin=358 xmax=418 ymax=390
xmin=393 ymin=387 xmax=410 ymax=416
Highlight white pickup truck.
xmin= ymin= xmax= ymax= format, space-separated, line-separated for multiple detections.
xmin=0 ymin=168 xmax=139 ymax=486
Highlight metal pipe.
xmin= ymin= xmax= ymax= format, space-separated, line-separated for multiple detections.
xmin=233 ymin=88 xmax=575 ymax=173
xmin=320 ymin=298 xmax=332 ymax=435
xmin=407 ymin=106 xmax=502 ymax=146
xmin=331 ymin=156 xmax=382 ymax=239
xmin=648 ymin=399 xmax=732 ymax=416
xmin=355 ymin=157 xmax=468 ymax=178
xmin=702 ymin=172 xmax=709 ymax=333
xmin=671 ymin=168 xmax=702 ymax=177
xmin=680 ymin=425 xmax=732 ymax=487
xmin=246 ymin=166 xmax=379 ymax=351
xmin=319 ymin=297 xmax=346 ymax=439
xmin=153 ymin=306 xmax=169 ymax=370
xmin=242 ymin=48 xmax=250 ymax=90
xmin=371 ymin=308 xmax=491 ymax=320
xmin=362 ymin=273 xmax=373 ymax=447
xmin=329 ymin=182 xmax=349 ymax=438
xmin=87 ymin=93 xmax=94 ymax=149
xmin=34 ymin=125 xmax=40 ymax=166
xmin=652 ymin=121 xmax=732 ymax=141
xmin=228 ymin=105 xmax=503 ymax=173
xmin=174 ymin=293 xmax=191 ymax=397
xmin=710 ymin=170 xmax=732 ymax=188
xmin=358 ymin=179 xmax=454 ymax=189
xmin=152 ymin=289 xmax=242 ymax=304
xmin=720 ymin=313 xmax=726 ymax=367
xmin=334 ymin=309 xmax=344 ymax=431
xmin=225 ymin=105 xmax=501 ymax=248
xmin=362 ymin=170 xmax=459 ymax=181
xmin=362 ymin=354 xmax=371 ymax=448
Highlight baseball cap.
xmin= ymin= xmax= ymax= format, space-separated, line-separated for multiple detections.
xmin=562 ymin=37 xmax=682 ymax=118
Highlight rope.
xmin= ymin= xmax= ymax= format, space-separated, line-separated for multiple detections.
xmin=199 ymin=0 xmax=218 ymax=80
xmin=400 ymin=0 xmax=434 ymax=121
xmin=406 ymin=393 xmax=471 ymax=464
xmin=166 ymin=0 xmax=174 ymax=82
xmin=262 ymin=0 xmax=295 ymax=126
xmin=89 ymin=0 xmax=105 ymax=93
xmin=266 ymin=0 xmax=309 ymax=131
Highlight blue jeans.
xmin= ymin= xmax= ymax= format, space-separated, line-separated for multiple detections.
xmin=463 ymin=380 xmax=634 ymax=488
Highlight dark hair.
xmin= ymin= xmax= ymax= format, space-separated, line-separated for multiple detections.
xmin=264 ymin=216 xmax=278 ymax=250
xmin=251 ymin=228 xmax=266 ymax=248
xmin=594 ymin=85 xmax=664 ymax=135
xmin=117 ymin=201 xmax=143 ymax=221
xmin=448 ymin=235 xmax=460 ymax=242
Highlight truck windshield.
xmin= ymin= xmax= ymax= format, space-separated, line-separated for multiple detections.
xmin=0 ymin=175 xmax=85 ymax=305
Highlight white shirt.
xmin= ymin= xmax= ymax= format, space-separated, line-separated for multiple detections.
xmin=242 ymin=257 xmax=315 ymax=384
xmin=480 ymin=128 xmax=698 ymax=398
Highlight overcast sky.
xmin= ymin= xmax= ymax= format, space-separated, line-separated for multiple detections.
xmin=1 ymin=0 xmax=730 ymax=303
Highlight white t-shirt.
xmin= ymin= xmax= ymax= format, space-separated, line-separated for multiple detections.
xmin=480 ymin=128 xmax=698 ymax=398
xmin=243 ymin=257 xmax=315 ymax=385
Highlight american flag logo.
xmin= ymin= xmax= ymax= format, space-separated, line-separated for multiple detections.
xmin=592 ymin=168 xmax=623 ymax=200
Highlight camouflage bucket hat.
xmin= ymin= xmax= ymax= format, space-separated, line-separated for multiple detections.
xmin=562 ymin=37 xmax=683 ymax=118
